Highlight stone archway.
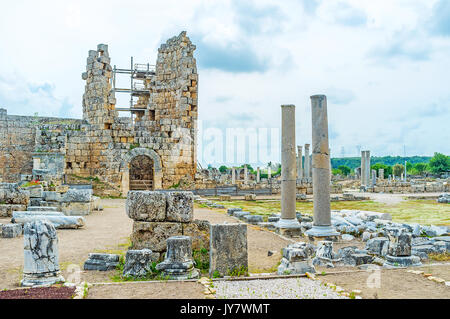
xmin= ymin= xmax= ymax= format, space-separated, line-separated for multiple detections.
xmin=120 ymin=148 xmax=162 ymax=194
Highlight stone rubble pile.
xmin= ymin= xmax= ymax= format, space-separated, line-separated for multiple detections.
xmin=0 ymin=183 xmax=29 ymax=217
xmin=437 ymin=193 xmax=450 ymax=203
xmin=194 ymin=196 xmax=225 ymax=209
xmin=277 ymin=242 xmax=316 ymax=275
xmin=83 ymin=253 xmax=120 ymax=271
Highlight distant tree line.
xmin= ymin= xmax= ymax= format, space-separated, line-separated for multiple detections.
xmin=331 ymin=153 xmax=449 ymax=177
xmin=207 ymin=153 xmax=449 ymax=179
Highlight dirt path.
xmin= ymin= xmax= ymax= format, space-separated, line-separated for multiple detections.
xmin=317 ymin=268 xmax=450 ymax=299
xmin=344 ymin=191 xmax=443 ymax=205
xmin=0 ymin=199 xmax=133 ymax=290
xmin=87 ymin=281 xmax=206 ymax=299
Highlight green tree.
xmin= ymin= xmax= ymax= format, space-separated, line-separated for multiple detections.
xmin=406 ymin=162 xmax=413 ymax=172
xmin=393 ymin=164 xmax=404 ymax=177
xmin=218 ymin=165 xmax=228 ymax=173
xmin=371 ymin=163 xmax=392 ymax=179
xmin=337 ymin=165 xmax=351 ymax=176
xmin=411 ymin=162 xmax=428 ymax=175
xmin=428 ymin=152 xmax=450 ymax=174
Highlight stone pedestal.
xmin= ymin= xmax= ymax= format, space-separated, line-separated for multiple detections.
xmin=21 ymin=220 xmax=64 ymax=287
xmin=383 ymin=227 xmax=422 ymax=268
xmin=123 ymin=249 xmax=159 ymax=277
xmin=277 ymin=242 xmax=315 ymax=275
xmin=156 ymin=236 xmax=199 ymax=279
xmin=305 ymin=95 xmax=339 ymax=238
xmin=210 ymin=224 xmax=248 ymax=277
xmin=275 ymin=105 xmax=301 ymax=236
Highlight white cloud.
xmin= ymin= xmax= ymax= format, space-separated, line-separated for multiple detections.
xmin=0 ymin=0 xmax=448 ymax=164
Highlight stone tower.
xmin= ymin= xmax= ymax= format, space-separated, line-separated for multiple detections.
xmin=81 ymin=44 xmax=117 ymax=127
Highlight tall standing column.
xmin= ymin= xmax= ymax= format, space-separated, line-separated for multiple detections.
xmin=306 ymin=95 xmax=339 ymax=238
xmin=297 ymin=145 xmax=303 ymax=181
xmin=231 ymin=167 xmax=236 ymax=184
xmin=365 ymin=150 xmax=371 ymax=187
xmin=268 ymin=167 xmax=271 ymax=180
xmin=304 ymin=144 xmax=310 ymax=182
xmin=329 ymin=147 xmax=332 ymax=184
xmin=244 ymin=165 xmax=248 ymax=184
xmin=256 ymin=167 xmax=260 ymax=183
xmin=360 ymin=150 xmax=366 ymax=187
xmin=275 ymin=104 xmax=301 ymax=235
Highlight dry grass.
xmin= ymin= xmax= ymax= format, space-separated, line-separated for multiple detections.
xmin=428 ymin=252 xmax=450 ymax=262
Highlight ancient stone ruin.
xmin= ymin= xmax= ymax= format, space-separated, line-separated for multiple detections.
xmin=0 ymin=31 xmax=198 ymax=196
xmin=21 ymin=220 xmax=64 ymax=287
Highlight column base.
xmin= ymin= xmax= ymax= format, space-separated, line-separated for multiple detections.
xmin=21 ymin=273 xmax=65 ymax=287
xmin=383 ymin=255 xmax=422 ymax=268
xmin=305 ymin=225 xmax=340 ymax=239
xmin=274 ymin=218 xmax=302 ymax=237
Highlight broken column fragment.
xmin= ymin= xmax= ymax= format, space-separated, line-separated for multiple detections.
xmin=21 ymin=220 xmax=64 ymax=287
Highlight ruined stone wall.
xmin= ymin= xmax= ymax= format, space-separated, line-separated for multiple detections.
xmin=0 ymin=109 xmax=83 ymax=183
xmin=0 ymin=32 xmax=198 ymax=195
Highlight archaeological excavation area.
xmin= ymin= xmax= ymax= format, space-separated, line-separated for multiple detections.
xmin=0 ymin=30 xmax=449 ymax=303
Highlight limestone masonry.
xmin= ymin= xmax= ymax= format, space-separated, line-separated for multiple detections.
xmin=0 ymin=31 xmax=198 ymax=195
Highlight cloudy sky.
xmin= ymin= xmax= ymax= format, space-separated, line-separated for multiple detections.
xmin=0 ymin=0 xmax=449 ymax=166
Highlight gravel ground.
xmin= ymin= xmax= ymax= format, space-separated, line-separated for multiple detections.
xmin=213 ymin=278 xmax=348 ymax=299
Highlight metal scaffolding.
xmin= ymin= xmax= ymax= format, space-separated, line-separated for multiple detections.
xmin=111 ymin=57 xmax=155 ymax=119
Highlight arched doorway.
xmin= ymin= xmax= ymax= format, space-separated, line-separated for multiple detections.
xmin=120 ymin=147 xmax=163 ymax=194
xmin=129 ymin=155 xmax=154 ymax=190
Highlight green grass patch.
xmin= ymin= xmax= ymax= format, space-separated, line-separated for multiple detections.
xmin=212 ymin=198 xmax=450 ymax=225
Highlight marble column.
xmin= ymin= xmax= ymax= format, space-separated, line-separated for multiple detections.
xmin=276 ymin=104 xmax=301 ymax=234
xmin=297 ymin=145 xmax=303 ymax=181
xmin=256 ymin=167 xmax=260 ymax=183
xmin=304 ymin=144 xmax=310 ymax=182
xmin=244 ymin=165 xmax=248 ymax=184
xmin=360 ymin=150 xmax=366 ymax=187
xmin=379 ymin=168 xmax=384 ymax=180
xmin=309 ymin=156 xmax=312 ymax=182
xmin=372 ymin=169 xmax=377 ymax=186
xmin=365 ymin=151 xmax=371 ymax=187
xmin=329 ymin=147 xmax=332 ymax=184
xmin=231 ymin=167 xmax=236 ymax=184
xmin=306 ymin=95 xmax=339 ymax=238
xmin=268 ymin=167 xmax=271 ymax=180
